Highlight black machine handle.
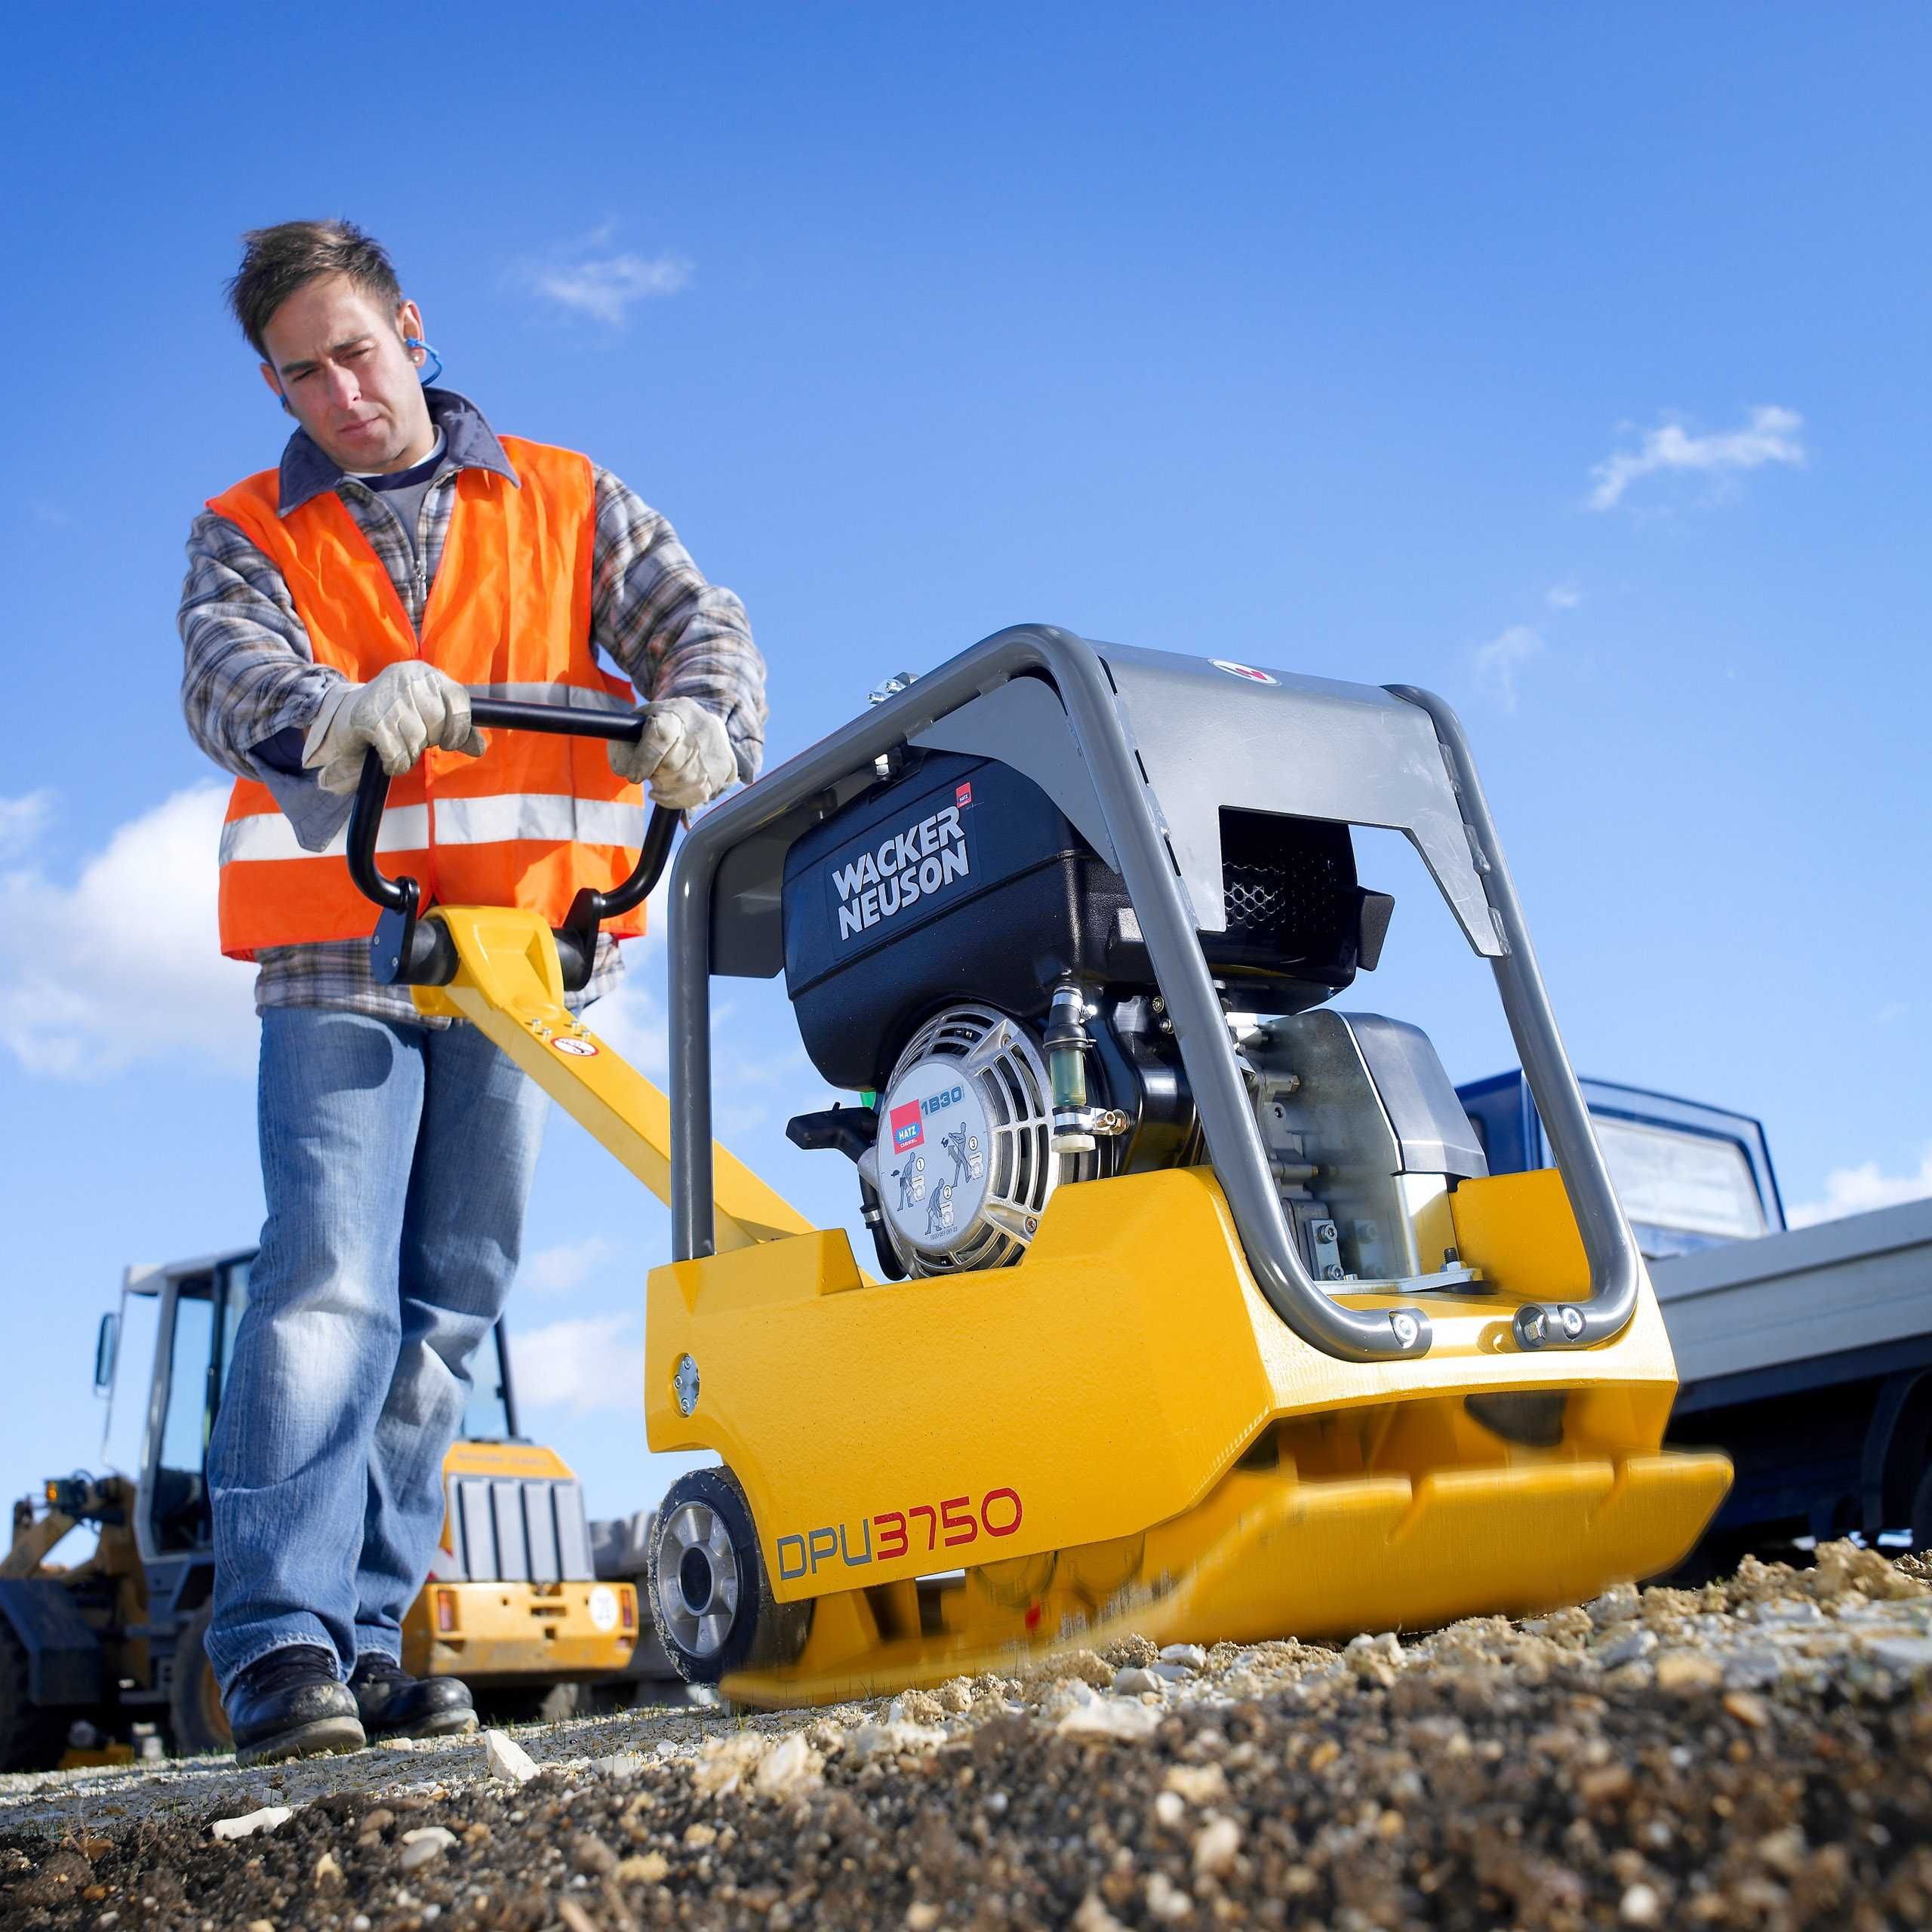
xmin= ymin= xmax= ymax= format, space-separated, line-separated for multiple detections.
xmin=346 ymin=696 xmax=681 ymax=991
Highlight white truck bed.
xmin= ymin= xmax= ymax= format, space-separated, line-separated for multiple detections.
xmin=1651 ymin=1196 xmax=1932 ymax=1392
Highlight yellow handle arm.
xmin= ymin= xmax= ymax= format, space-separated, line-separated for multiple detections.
xmin=413 ymin=907 xmax=812 ymax=1252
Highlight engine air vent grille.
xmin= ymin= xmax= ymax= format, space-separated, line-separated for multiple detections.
xmin=877 ymin=1004 xmax=1097 ymax=1279
xmin=1219 ymin=813 xmax=1355 ymax=958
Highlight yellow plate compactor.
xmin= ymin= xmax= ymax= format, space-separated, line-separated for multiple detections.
xmin=346 ymin=626 xmax=1730 ymax=1708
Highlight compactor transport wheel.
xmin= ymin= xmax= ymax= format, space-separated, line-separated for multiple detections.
xmin=169 ymin=1604 xmax=234 ymax=1758
xmin=646 ymin=1468 xmax=811 ymax=1684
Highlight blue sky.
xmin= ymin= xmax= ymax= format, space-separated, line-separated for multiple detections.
xmin=3 ymin=5 xmax=1927 ymax=1530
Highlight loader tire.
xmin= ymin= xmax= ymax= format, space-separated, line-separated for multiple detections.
xmin=646 ymin=1467 xmax=811 ymax=1684
xmin=0 ymin=1622 xmax=68 ymax=1773
xmin=168 ymin=1605 xmax=233 ymax=1758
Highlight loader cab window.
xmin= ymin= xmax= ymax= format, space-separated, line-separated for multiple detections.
xmin=100 ymin=1286 xmax=161 ymax=1481
xmin=459 ymin=1324 xmax=515 ymax=1441
xmin=151 ymin=1275 xmax=217 ymax=1552
xmin=217 ymin=1259 xmax=251 ymax=1398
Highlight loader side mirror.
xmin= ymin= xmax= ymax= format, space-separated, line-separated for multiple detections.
xmin=93 ymin=1312 xmax=119 ymax=1392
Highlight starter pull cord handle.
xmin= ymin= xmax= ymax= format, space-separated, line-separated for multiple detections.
xmin=346 ymin=696 xmax=682 ymax=988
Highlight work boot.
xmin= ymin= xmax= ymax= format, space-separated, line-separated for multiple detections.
xmin=349 ymin=1652 xmax=478 ymax=1741
xmin=226 ymin=1645 xmax=365 ymax=1767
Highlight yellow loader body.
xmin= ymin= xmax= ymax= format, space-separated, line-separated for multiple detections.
xmin=403 ymin=1438 xmax=636 ymax=1684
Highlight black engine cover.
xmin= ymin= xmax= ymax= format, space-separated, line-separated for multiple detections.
xmin=782 ymin=751 xmax=1376 ymax=1092
xmin=783 ymin=751 xmax=1134 ymax=1090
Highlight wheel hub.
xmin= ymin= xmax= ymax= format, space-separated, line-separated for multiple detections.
xmin=655 ymin=1501 xmax=741 ymax=1658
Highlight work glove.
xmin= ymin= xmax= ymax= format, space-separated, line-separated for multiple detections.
xmin=303 ymin=662 xmax=486 ymax=795
xmin=607 ymin=696 xmax=736 ymax=809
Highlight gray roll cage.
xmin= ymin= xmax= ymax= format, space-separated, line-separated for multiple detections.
xmin=669 ymin=626 xmax=1638 ymax=1362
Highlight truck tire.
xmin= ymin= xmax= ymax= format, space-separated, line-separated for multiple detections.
xmin=1912 ymin=1463 xmax=1932 ymax=1554
xmin=646 ymin=1467 xmax=811 ymax=1684
xmin=0 ymin=1622 xmax=69 ymax=1772
xmin=168 ymin=1606 xmax=234 ymax=1758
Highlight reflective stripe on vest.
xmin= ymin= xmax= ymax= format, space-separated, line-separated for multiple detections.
xmin=208 ymin=439 xmax=651 ymax=960
xmin=220 ymin=794 xmax=651 ymax=865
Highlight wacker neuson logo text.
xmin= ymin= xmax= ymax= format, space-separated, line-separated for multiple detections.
xmin=833 ymin=804 xmax=969 ymax=940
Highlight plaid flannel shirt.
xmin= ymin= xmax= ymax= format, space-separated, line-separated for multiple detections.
xmin=179 ymin=388 xmax=766 ymax=1026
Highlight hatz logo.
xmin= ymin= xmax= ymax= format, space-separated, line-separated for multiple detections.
xmin=832 ymin=804 xmax=970 ymax=941
xmin=890 ymin=1100 xmax=924 ymax=1152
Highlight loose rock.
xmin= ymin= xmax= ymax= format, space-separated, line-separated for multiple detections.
xmin=1620 ymin=1881 xmax=1663 ymax=1926
xmin=399 ymin=1823 xmax=457 ymax=1870
xmin=1057 ymin=1700 xmax=1163 ymax=1742
xmin=1163 ymin=1763 xmax=1229 ymax=1804
xmin=1146 ymin=1869 xmax=1193 ymax=1922
xmin=210 ymin=1804 xmax=293 ymax=1841
xmin=753 ymin=1732 xmax=824 ymax=1798
xmin=1721 ymin=1647 xmax=1785 ymax=1690
xmin=481 ymin=1727 xmax=538 ymax=1784
xmin=1587 ymin=1583 xmax=1641 ymax=1626
xmin=1654 ymin=1651 xmax=1724 ymax=1695
xmin=1595 ymin=1626 xmax=1657 ymax=1669
xmin=1192 ymin=1814 xmax=1242 ymax=1875
xmin=1868 ymin=1635 xmax=1932 ymax=1675
xmin=1074 ymin=1894 xmax=1130 ymax=1932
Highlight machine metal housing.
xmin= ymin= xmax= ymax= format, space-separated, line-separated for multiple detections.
xmin=334 ymin=629 xmax=1730 ymax=1706
xmin=673 ymin=629 xmax=1640 ymax=1362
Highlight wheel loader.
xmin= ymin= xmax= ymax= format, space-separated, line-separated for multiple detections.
xmin=0 ymin=1251 xmax=638 ymax=1770
xmin=335 ymin=625 xmax=1733 ymax=1708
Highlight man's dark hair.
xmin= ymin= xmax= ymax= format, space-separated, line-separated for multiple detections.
xmin=228 ymin=220 xmax=404 ymax=360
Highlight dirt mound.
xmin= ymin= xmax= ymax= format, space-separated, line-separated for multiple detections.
xmin=5 ymin=1543 xmax=1931 ymax=1930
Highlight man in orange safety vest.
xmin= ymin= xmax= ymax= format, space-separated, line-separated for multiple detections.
xmin=179 ymin=220 xmax=767 ymax=1765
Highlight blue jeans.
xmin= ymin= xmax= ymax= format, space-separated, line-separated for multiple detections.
xmin=205 ymin=1009 xmax=548 ymax=1693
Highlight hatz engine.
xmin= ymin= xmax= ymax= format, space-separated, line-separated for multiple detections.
xmin=782 ymin=741 xmax=1487 ymax=1285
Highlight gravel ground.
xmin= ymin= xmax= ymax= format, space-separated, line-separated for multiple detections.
xmin=5 ymin=1542 xmax=1932 ymax=1931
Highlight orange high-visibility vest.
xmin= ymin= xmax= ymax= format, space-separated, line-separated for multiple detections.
xmin=210 ymin=437 xmax=651 ymax=961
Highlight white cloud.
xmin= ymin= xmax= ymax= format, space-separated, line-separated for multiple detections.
xmin=528 ymin=252 xmax=692 ymax=326
xmin=511 ymin=1312 xmax=644 ymax=1412
xmin=1587 ymin=405 xmax=1806 ymax=512
xmin=522 ymin=1235 xmax=618 ymax=1295
xmin=0 ymin=785 xmax=256 ymax=1078
xmin=1472 ymin=625 xmax=1544 ymax=711
xmin=0 ymin=790 xmax=54 ymax=860
xmin=590 ymin=974 xmax=669 ymax=1077
xmin=1546 ymin=583 xmax=1583 ymax=611
xmin=1788 ymin=1146 xmax=1932 ymax=1229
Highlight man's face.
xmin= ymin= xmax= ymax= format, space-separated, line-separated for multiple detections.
xmin=258 ymin=275 xmax=435 ymax=473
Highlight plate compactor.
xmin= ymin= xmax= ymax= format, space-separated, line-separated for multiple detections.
xmin=347 ymin=626 xmax=1730 ymax=1708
